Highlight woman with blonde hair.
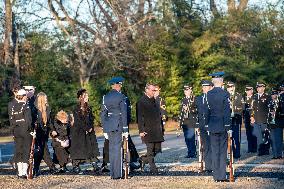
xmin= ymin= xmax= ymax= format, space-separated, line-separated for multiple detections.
xmin=33 ymin=92 xmax=58 ymax=176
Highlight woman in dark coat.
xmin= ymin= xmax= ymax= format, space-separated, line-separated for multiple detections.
xmin=69 ymin=89 xmax=100 ymax=174
xmin=33 ymin=92 xmax=57 ymax=176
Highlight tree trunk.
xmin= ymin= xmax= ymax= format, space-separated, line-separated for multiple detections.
xmin=210 ymin=0 xmax=220 ymax=18
xmin=4 ymin=0 xmax=13 ymax=65
xmin=238 ymin=0 xmax=249 ymax=12
xmin=227 ymin=0 xmax=236 ymax=14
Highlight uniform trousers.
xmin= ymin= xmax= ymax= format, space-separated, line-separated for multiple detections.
xmin=210 ymin=132 xmax=228 ymax=181
xmin=270 ymin=127 xmax=283 ymax=158
xmin=200 ymin=129 xmax=212 ymax=170
xmin=13 ymin=126 xmax=32 ymax=163
xmin=108 ymin=130 xmax=123 ymax=179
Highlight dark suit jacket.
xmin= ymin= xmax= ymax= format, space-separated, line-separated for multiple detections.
xmin=137 ymin=94 xmax=164 ymax=143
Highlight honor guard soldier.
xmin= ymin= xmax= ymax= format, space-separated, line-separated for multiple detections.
xmin=243 ymin=85 xmax=257 ymax=153
xmin=226 ymin=81 xmax=243 ymax=159
xmin=250 ymin=82 xmax=270 ymax=156
xmin=154 ymin=85 xmax=167 ymax=134
xmin=100 ymin=77 xmax=128 ymax=179
xmin=196 ymin=80 xmax=213 ymax=172
xmin=204 ymin=72 xmax=231 ymax=182
xmin=178 ymin=84 xmax=198 ymax=158
xmin=267 ymin=88 xmax=283 ymax=159
xmin=8 ymin=89 xmax=33 ymax=179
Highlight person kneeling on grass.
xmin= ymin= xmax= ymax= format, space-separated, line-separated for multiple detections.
xmin=52 ymin=110 xmax=71 ymax=173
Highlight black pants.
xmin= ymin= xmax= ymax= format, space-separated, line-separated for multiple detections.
xmin=54 ymin=147 xmax=69 ymax=167
xmin=141 ymin=142 xmax=162 ymax=169
xmin=13 ymin=126 xmax=32 ymax=163
xmin=34 ymin=131 xmax=54 ymax=171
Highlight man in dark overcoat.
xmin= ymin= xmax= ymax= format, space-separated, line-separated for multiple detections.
xmin=137 ymin=83 xmax=164 ymax=173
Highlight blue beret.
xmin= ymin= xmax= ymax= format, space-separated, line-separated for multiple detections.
xmin=201 ymin=80 xmax=213 ymax=86
xmin=209 ymin=71 xmax=225 ymax=78
xmin=108 ymin=77 xmax=125 ymax=85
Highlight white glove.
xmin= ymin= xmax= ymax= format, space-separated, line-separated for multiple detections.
xmin=60 ymin=139 xmax=69 ymax=148
xmin=122 ymin=132 xmax=129 ymax=139
xmin=103 ymin=133 xmax=108 ymax=140
xmin=227 ymin=130 xmax=233 ymax=136
xmin=30 ymin=132 xmax=36 ymax=138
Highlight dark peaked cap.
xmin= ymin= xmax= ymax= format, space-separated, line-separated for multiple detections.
xmin=209 ymin=71 xmax=225 ymax=78
xmin=108 ymin=77 xmax=125 ymax=85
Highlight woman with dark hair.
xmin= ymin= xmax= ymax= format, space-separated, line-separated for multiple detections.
xmin=33 ymin=92 xmax=58 ymax=176
xmin=69 ymin=89 xmax=100 ymax=174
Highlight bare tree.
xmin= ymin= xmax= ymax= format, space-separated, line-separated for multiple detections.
xmin=47 ymin=0 xmax=154 ymax=87
xmin=3 ymin=0 xmax=13 ymax=65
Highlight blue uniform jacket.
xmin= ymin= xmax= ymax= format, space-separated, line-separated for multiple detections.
xmin=100 ymin=89 xmax=128 ymax=133
xmin=196 ymin=94 xmax=209 ymax=130
xmin=205 ymin=87 xmax=231 ymax=133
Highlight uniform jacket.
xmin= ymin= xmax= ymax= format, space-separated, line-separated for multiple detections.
xmin=155 ymin=95 xmax=167 ymax=122
xmin=243 ymin=95 xmax=253 ymax=120
xmin=8 ymin=98 xmax=32 ymax=133
xmin=268 ymin=94 xmax=284 ymax=128
xmin=229 ymin=92 xmax=243 ymax=116
xmin=178 ymin=96 xmax=198 ymax=128
xmin=252 ymin=93 xmax=270 ymax=123
xmin=196 ymin=94 xmax=209 ymax=130
xmin=100 ymin=89 xmax=128 ymax=133
xmin=205 ymin=87 xmax=231 ymax=133
xmin=137 ymin=94 xmax=164 ymax=143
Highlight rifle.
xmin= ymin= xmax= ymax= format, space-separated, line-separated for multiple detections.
xmin=28 ymin=124 xmax=37 ymax=179
xmin=196 ymin=128 xmax=204 ymax=172
xmin=227 ymin=131 xmax=234 ymax=182
xmin=123 ymin=136 xmax=130 ymax=179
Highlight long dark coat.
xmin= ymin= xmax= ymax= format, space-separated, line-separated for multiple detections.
xmin=69 ymin=105 xmax=99 ymax=160
xmin=137 ymin=95 xmax=164 ymax=143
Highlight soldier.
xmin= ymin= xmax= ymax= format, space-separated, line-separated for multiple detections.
xmin=8 ymin=89 xmax=33 ymax=179
xmin=137 ymin=83 xmax=164 ymax=173
xmin=204 ymin=71 xmax=231 ymax=182
xmin=178 ymin=84 xmax=198 ymax=158
xmin=154 ymin=85 xmax=167 ymax=134
xmin=226 ymin=81 xmax=243 ymax=159
xmin=196 ymin=80 xmax=213 ymax=172
xmin=23 ymin=86 xmax=37 ymax=128
xmin=100 ymin=77 xmax=128 ymax=179
xmin=251 ymin=82 xmax=270 ymax=156
xmin=267 ymin=88 xmax=283 ymax=159
xmin=243 ymin=85 xmax=257 ymax=153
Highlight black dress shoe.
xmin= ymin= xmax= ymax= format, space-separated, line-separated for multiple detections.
xmin=20 ymin=175 xmax=27 ymax=179
xmin=112 ymin=177 xmax=122 ymax=180
xmin=50 ymin=167 xmax=59 ymax=175
xmin=101 ymin=166 xmax=110 ymax=173
xmin=215 ymin=179 xmax=229 ymax=182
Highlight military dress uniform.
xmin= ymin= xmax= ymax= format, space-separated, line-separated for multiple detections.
xmin=227 ymin=82 xmax=243 ymax=159
xmin=196 ymin=80 xmax=212 ymax=171
xmin=251 ymin=83 xmax=270 ymax=156
xmin=205 ymin=72 xmax=231 ymax=181
xmin=8 ymin=89 xmax=33 ymax=178
xmin=243 ymin=86 xmax=257 ymax=153
xmin=100 ymin=77 xmax=128 ymax=179
xmin=155 ymin=95 xmax=167 ymax=134
xmin=267 ymin=90 xmax=284 ymax=159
